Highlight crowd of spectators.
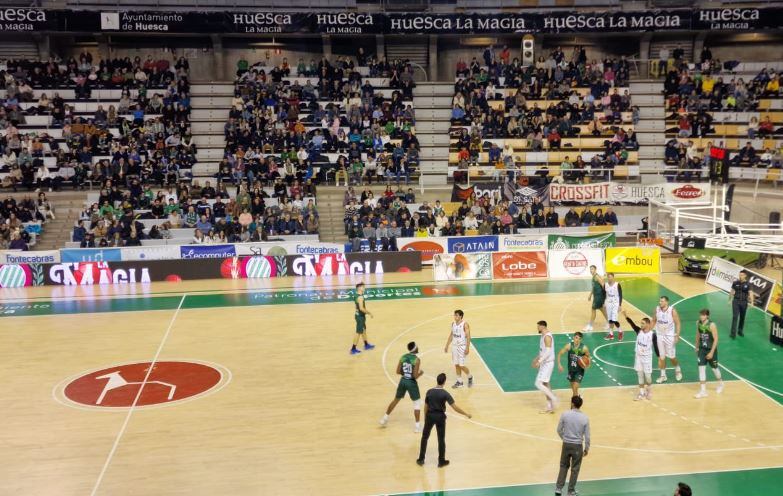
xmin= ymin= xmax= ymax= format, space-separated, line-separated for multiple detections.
xmin=74 ymin=177 xmax=319 ymax=247
xmin=1 ymin=54 xmax=194 ymax=193
xmin=342 ymin=185 xmax=619 ymax=250
xmin=450 ymin=46 xmax=637 ymax=183
xmin=662 ymin=49 xmax=783 ymax=176
xmin=223 ymin=52 xmax=421 ymax=188
xmin=0 ymin=193 xmax=53 ymax=250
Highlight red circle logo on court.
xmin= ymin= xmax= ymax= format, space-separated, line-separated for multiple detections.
xmin=55 ymin=360 xmax=231 ymax=409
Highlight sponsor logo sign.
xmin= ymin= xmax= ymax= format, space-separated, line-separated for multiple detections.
xmin=0 ymin=250 xmax=60 ymax=264
xmin=605 ymin=247 xmax=661 ymax=274
xmin=288 ymin=252 xmax=419 ymax=277
xmin=546 ymin=182 xmax=711 ymax=205
xmin=60 ymin=248 xmax=122 ymax=263
xmin=433 ymin=253 xmax=492 ymax=281
xmin=548 ymin=233 xmax=615 ymax=249
xmin=235 ymin=242 xmax=343 ymax=257
xmin=767 ymin=283 xmax=783 ymax=318
xmin=706 ymin=257 xmax=775 ymax=309
xmin=771 ymin=316 xmax=783 ymax=346
xmin=547 ymin=249 xmax=605 ymax=278
xmin=398 ymin=237 xmax=447 ymax=263
xmin=499 ymin=235 xmax=547 ymax=252
xmin=492 ymin=251 xmax=548 ymax=279
xmin=120 ymin=246 xmax=182 ymax=261
xmin=179 ymin=244 xmax=237 ymax=259
xmin=447 ymin=235 xmax=498 ymax=254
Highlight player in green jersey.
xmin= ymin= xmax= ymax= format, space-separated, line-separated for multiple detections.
xmin=557 ymin=331 xmax=591 ymax=398
xmin=380 ymin=341 xmax=424 ymax=432
xmin=583 ymin=265 xmax=607 ymax=331
xmin=350 ymin=282 xmax=375 ymax=355
xmin=694 ymin=309 xmax=724 ymax=399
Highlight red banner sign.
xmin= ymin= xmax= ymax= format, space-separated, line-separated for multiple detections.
xmin=492 ymin=251 xmax=548 ymax=279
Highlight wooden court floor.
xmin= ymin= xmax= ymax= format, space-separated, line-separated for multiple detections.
xmin=2 ymin=271 xmax=783 ymax=495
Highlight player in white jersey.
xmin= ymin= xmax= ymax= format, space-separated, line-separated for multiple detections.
xmin=444 ymin=309 xmax=473 ymax=388
xmin=531 ymin=320 xmax=558 ymax=413
xmin=622 ymin=309 xmax=658 ymax=400
xmin=603 ymin=273 xmax=624 ymax=341
xmin=650 ymin=296 xmax=682 ymax=383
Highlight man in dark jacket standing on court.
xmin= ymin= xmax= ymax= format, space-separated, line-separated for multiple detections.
xmin=416 ymin=373 xmax=472 ymax=467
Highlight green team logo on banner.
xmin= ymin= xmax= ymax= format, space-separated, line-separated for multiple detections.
xmin=548 ymin=233 xmax=616 ymax=249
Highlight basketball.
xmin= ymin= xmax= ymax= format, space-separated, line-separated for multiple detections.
xmin=578 ymin=356 xmax=591 ymax=369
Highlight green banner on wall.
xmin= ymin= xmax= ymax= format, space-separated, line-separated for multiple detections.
xmin=548 ymin=233 xmax=616 ymax=249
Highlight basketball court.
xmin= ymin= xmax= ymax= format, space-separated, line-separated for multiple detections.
xmin=2 ymin=270 xmax=783 ymax=495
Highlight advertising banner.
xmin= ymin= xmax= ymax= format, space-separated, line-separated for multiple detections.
xmin=547 ymin=249 xmax=605 ymax=278
xmin=548 ymin=233 xmax=616 ymax=250
xmin=0 ymin=252 xmax=420 ymax=287
xmin=60 ymin=248 xmax=122 ymax=263
xmin=503 ymin=182 xmax=549 ymax=206
xmin=11 ymin=8 xmax=783 ymax=35
xmin=767 ymin=283 xmax=783 ymax=318
xmin=604 ymin=247 xmax=661 ymax=274
xmin=0 ymin=250 xmax=60 ymax=264
xmin=433 ymin=253 xmax=492 ymax=281
xmin=771 ymin=316 xmax=783 ymax=347
xmin=398 ymin=237 xmax=448 ymax=264
xmin=547 ymin=182 xmax=711 ymax=205
xmin=120 ymin=245 xmax=182 ymax=261
xmin=447 ymin=235 xmax=499 ymax=254
xmin=235 ymin=241 xmax=343 ymax=257
xmin=705 ymin=257 xmax=775 ymax=309
xmin=179 ymin=244 xmax=237 ymax=259
xmin=492 ymin=251 xmax=548 ymax=279
xmin=498 ymin=235 xmax=547 ymax=252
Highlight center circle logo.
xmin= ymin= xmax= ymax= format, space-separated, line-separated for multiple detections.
xmin=563 ymin=251 xmax=588 ymax=275
xmin=54 ymin=360 xmax=231 ymax=410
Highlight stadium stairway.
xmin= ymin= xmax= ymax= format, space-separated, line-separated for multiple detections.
xmin=629 ymin=79 xmax=666 ymax=180
xmin=5 ymin=191 xmax=87 ymax=251
xmin=190 ymin=82 xmax=233 ymax=181
xmin=413 ymin=82 xmax=453 ymax=187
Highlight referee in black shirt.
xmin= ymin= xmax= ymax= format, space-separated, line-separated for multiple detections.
xmin=730 ymin=270 xmax=755 ymax=338
xmin=417 ymin=373 xmax=472 ymax=467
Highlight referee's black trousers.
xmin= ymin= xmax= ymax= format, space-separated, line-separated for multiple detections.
xmin=731 ymin=300 xmax=748 ymax=336
xmin=418 ymin=412 xmax=446 ymax=462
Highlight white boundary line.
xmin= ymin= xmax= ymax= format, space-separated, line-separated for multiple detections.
xmin=89 ymin=293 xmax=187 ymax=496
xmin=386 ymin=463 xmax=783 ymax=496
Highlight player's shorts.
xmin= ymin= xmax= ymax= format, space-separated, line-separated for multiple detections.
xmin=605 ymin=298 xmax=620 ymax=322
xmin=452 ymin=343 xmax=467 ymax=366
xmin=355 ymin=314 xmax=366 ymax=333
xmin=395 ymin=378 xmax=421 ymax=401
xmin=657 ymin=334 xmax=677 ymax=359
xmin=592 ymin=295 xmax=605 ymax=310
xmin=536 ymin=360 xmax=554 ymax=382
xmin=698 ymin=347 xmax=719 ymax=368
xmin=634 ymin=354 xmax=653 ymax=374
xmin=567 ymin=368 xmax=584 ymax=383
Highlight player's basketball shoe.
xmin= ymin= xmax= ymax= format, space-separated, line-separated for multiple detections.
xmin=350 ymin=348 xmax=361 ymax=355
xmin=604 ymin=333 xmax=614 ymax=340
xmin=582 ymin=324 xmax=593 ymax=331
xmin=694 ymin=390 xmax=708 ymax=399
xmin=645 ymin=389 xmax=652 ymax=400
xmin=634 ymin=392 xmax=645 ymax=401
xmin=656 ymin=375 xmax=667 ymax=383
xmin=452 ymin=381 xmax=463 ymax=389
xmin=379 ymin=416 xmax=388 ymax=426
xmin=675 ymin=369 xmax=683 ymax=381
xmin=716 ymin=382 xmax=724 ymax=394
xmin=467 ymin=376 xmax=473 ymax=388
xmin=364 ymin=343 xmax=375 ymax=351
xmin=618 ymin=331 xmax=624 ymax=341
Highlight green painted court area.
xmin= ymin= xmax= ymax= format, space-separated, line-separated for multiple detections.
xmin=394 ymin=466 xmax=783 ymax=496
xmin=473 ymin=332 xmax=739 ymax=392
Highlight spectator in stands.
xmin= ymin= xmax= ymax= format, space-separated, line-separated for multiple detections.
xmin=565 ymin=208 xmax=580 ymax=227
xmin=733 ymin=142 xmax=759 ymax=167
